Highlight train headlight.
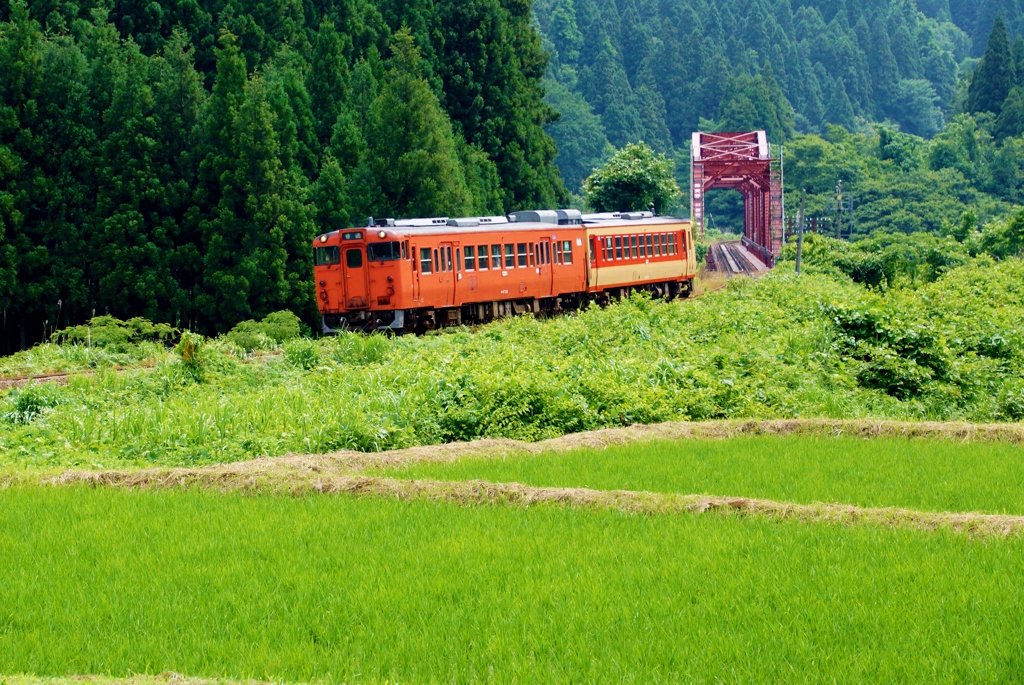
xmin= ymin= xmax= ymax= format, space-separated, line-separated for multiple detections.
xmin=319 ymin=235 xmax=327 ymax=243
xmin=377 ymin=230 xmax=387 ymax=238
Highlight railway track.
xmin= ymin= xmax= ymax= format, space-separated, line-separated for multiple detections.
xmin=0 ymin=351 xmax=283 ymax=390
xmin=707 ymin=240 xmax=765 ymax=279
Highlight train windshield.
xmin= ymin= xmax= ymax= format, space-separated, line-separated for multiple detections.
xmin=314 ymin=246 xmax=341 ymax=265
xmin=367 ymin=241 xmax=402 ymax=262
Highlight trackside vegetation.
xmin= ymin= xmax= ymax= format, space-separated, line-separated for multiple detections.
xmin=1 ymin=257 xmax=1023 ymax=468
xmin=2 ymin=488 xmax=1024 ymax=683
xmin=389 ymin=435 xmax=1024 ymax=515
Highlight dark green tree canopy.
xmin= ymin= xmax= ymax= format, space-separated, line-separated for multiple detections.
xmin=582 ymin=141 xmax=680 ymax=214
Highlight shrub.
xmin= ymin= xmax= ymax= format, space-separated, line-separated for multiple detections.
xmin=3 ymin=384 xmax=63 ymax=424
xmin=284 ymin=338 xmax=320 ymax=370
xmin=52 ymin=316 xmax=177 ymax=351
xmin=226 ymin=311 xmax=303 ymax=352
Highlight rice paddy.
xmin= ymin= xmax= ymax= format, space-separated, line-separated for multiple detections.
xmin=2 ymin=486 xmax=1024 ymax=684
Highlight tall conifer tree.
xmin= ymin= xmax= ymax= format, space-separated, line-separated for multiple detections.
xmin=967 ymin=15 xmax=1016 ymax=115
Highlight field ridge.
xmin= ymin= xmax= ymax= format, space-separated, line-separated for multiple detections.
xmin=49 ymin=470 xmax=1024 ymax=538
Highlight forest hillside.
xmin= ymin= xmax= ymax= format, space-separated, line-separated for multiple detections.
xmin=0 ymin=0 xmax=567 ymax=346
xmin=537 ymin=0 xmax=1024 ymax=192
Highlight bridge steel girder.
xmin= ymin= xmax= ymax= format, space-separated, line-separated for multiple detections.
xmin=690 ymin=131 xmax=783 ymax=267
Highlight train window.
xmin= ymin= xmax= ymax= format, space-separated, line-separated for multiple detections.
xmin=653 ymin=234 xmax=661 ymax=256
xmin=433 ymin=249 xmax=439 ymax=272
xmin=503 ymin=243 xmax=514 ymax=268
xmin=529 ymin=243 xmax=536 ymax=267
xmin=562 ymin=240 xmax=573 ymax=264
xmin=615 ymin=236 xmax=622 ymax=259
xmin=645 ymin=235 xmax=653 ymax=256
xmin=367 ymin=241 xmax=401 ymax=261
xmin=420 ymin=248 xmax=431 ymax=273
xmin=630 ymin=236 xmax=638 ymax=258
xmin=477 ymin=245 xmax=488 ymax=270
xmin=456 ymin=248 xmax=462 ymax=272
xmin=446 ymin=246 xmax=453 ymax=271
xmin=346 ymin=248 xmax=362 ymax=268
xmin=465 ymin=246 xmax=475 ymax=271
xmin=402 ymin=241 xmax=408 ymax=259
xmin=314 ymin=246 xmax=340 ymax=266
xmin=669 ymin=234 xmax=677 ymax=255
xmin=516 ymin=243 xmax=527 ymax=267
xmin=605 ymin=237 xmax=613 ymax=261
xmin=590 ymin=238 xmax=596 ymax=262
xmin=492 ymin=245 xmax=502 ymax=269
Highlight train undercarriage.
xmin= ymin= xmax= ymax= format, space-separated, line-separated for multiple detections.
xmin=322 ymin=279 xmax=693 ymax=334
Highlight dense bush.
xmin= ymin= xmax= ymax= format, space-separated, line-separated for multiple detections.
xmin=226 ymin=311 xmax=303 ymax=352
xmin=52 ymin=316 xmax=177 ymax=352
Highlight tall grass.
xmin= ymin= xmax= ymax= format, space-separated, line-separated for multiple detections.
xmin=390 ymin=435 xmax=1024 ymax=514
xmin=1 ymin=487 xmax=1023 ymax=683
xmin=2 ymin=259 xmax=1024 ymax=468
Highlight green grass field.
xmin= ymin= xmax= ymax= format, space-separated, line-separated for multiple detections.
xmin=2 ymin=486 xmax=1023 ymax=684
xmin=387 ymin=435 xmax=1024 ymax=514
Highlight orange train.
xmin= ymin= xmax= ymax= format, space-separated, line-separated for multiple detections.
xmin=313 ymin=209 xmax=697 ymax=333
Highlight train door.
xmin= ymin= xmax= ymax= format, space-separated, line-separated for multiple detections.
xmin=412 ymin=244 xmax=421 ymax=302
xmin=343 ymin=246 xmax=369 ymax=308
xmin=439 ymin=241 xmax=456 ymax=307
xmin=539 ymin=239 xmax=554 ymax=296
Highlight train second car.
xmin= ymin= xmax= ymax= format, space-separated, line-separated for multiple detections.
xmin=313 ymin=208 xmax=696 ymax=333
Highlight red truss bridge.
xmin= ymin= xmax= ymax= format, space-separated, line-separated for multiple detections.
xmin=690 ymin=131 xmax=783 ymax=267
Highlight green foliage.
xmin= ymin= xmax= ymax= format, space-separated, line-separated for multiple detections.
xmin=175 ymin=331 xmax=206 ymax=381
xmin=2 ymin=383 xmax=63 ymax=424
xmin=53 ymin=316 xmax=177 ymax=351
xmin=225 ymin=310 xmax=302 ymax=352
xmin=283 ymin=337 xmax=320 ymax=370
xmin=3 ymin=257 xmax=1024 ymax=468
xmin=783 ymin=123 xmax=1022 ymax=239
xmin=977 ymin=208 xmax=1024 ymax=258
xmin=582 ymin=142 xmax=679 ymax=213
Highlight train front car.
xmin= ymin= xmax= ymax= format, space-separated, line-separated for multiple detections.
xmin=313 ymin=211 xmax=590 ymax=334
xmin=313 ymin=223 xmax=413 ymax=333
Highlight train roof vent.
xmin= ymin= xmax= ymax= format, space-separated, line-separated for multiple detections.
xmin=509 ymin=209 xmax=559 ymax=224
xmin=447 ymin=217 xmax=480 ymax=227
xmin=620 ymin=211 xmax=654 ymax=220
xmin=394 ymin=217 xmax=450 ymax=227
xmin=556 ymin=209 xmax=582 ymax=225
xmin=581 ymin=212 xmax=622 ymax=221
xmin=478 ymin=215 xmax=510 ymax=224
xmin=369 ymin=217 xmax=396 ymax=227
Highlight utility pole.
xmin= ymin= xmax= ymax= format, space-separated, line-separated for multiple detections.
xmin=834 ymin=180 xmax=843 ymax=239
xmin=796 ymin=189 xmax=806 ymax=275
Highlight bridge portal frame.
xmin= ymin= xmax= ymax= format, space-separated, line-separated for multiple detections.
xmin=690 ymin=131 xmax=783 ymax=267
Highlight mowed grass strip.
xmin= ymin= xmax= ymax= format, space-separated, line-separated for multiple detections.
xmin=3 ymin=488 xmax=1024 ymax=683
xmin=386 ymin=435 xmax=1024 ymax=515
